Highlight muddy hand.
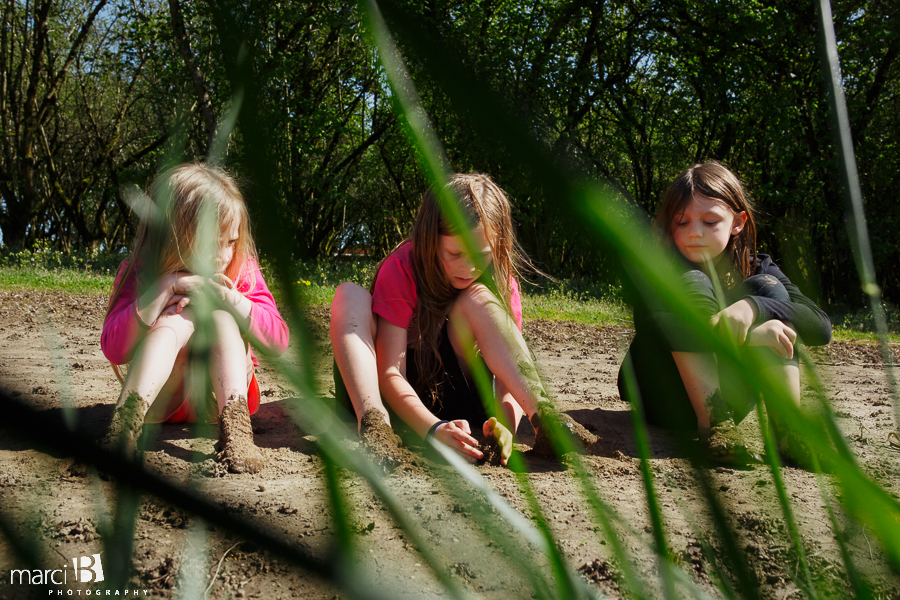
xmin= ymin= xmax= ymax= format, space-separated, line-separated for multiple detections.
xmin=483 ymin=417 xmax=513 ymax=466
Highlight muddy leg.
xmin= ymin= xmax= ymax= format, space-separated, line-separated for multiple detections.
xmin=100 ymin=391 xmax=151 ymax=459
xmin=216 ymin=397 xmax=265 ymax=474
xmin=359 ymin=408 xmax=406 ymax=472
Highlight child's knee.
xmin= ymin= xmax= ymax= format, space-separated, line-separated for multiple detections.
xmin=331 ymin=282 xmax=375 ymax=337
xmin=153 ymin=310 xmax=196 ymax=344
xmin=211 ymin=309 xmax=241 ymax=335
xmin=333 ymin=282 xmax=372 ymax=313
xmin=744 ymin=274 xmax=788 ymax=302
xmin=682 ymin=269 xmax=713 ymax=291
xmin=451 ymin=283 xmax=501 ymax=319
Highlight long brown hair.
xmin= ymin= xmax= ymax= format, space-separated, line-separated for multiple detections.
xmin=106 ymin=163 xmax=258 ymax=379
xmin=655 ymin=161 xmax=757 ymax=283
xmin=376 ymin=173 xmax=528 ymax=401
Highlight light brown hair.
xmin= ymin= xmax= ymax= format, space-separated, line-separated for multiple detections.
xmin=655 ymin=161 xmax=757 ymax=282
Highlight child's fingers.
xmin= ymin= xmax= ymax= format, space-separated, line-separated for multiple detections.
xmin=452 ymin=419 xmax=472 ymax=435
xmin=434 ymin=423 xmax=482 ymax=461
xmin=784 ymin=324 xmax=798 ymax=344
xmin=213 ymin=273 xmax=235 ymax=289
xmin=450 ymin=425 xmax=480 ymax=450
xmin=482 ymin=416 xmax=498 ymax=437
xmin=782 ymin=334 xmax=794 ymax=360
xmin=501 ymin=442 xmax=512 ymax=466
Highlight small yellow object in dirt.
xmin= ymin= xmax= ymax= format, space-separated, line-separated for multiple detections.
xmin=258 ymin=483 xmax=267 ymax=492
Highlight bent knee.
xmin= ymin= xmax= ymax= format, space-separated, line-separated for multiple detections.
xmin=152 ymin=310 xmax=196 ymax=346
xmin=210 ymin=309 xmax=240 ymax=332
xmin=332 ymin=283 xmax=372 ymax=317
xmin=331 ymin=282 xmax=375 ymax=338
xmin=745 ymin=274 xmax=788 ymax=301
xmin=682 ymin=269 xmax=712 ymax=287
xmin=154 ymin=310 xmax=196 ymax=335
xmin=451 ymin=283 xmax=502 ymax=317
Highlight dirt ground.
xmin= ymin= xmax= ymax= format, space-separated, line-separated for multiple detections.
xmin=1 ymin=290 xmax=899 ymax=599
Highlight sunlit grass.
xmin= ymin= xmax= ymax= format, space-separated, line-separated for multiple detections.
xmin=0 ymin=266 xmax=115 ymax=295
xmin=5 ymin=263 xmax=898 ymax=347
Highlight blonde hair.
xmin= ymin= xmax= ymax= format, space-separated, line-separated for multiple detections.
xmin=376 ymin=173 xmax=529 ymax=401
xmin=106 ymin=163 xmax=259 ymax=379
xmin=655 ymin=161 xmax=758 ymax=283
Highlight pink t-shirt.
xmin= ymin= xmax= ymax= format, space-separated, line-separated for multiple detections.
xmin=101 ymin=259 xmax=289 ymax=366
xmin=371 ymin=242 xmax=523 ymax=346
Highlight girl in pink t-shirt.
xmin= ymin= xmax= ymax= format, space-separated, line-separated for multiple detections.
xmin=331 ymin=173 xmax=594 ymax=466
xmin=100 ymin=163 xmax=288 ymax=474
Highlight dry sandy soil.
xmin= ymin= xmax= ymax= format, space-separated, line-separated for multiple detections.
xmin=1 ymin=290 xmax=899 ymax=599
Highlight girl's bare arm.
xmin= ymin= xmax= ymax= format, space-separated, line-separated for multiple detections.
xmin=375 ymin=316 xmax=482 ymax=460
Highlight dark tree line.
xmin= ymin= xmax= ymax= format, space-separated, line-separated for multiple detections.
xmin=1 ymin=0 xmax=897 ymax=304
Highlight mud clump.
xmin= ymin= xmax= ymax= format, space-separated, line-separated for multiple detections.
xmin=216 ymin=398 xmax=266 ymax=474
xmin=55 ymin=517 xmax=99 ymax=542
xmin=477 ymin=436 xmax=505 ymax=467
xmin=360 ymin=409 xmax=408 ymax=473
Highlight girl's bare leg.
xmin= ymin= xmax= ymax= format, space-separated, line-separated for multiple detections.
xmin=102 ymin=310 xmax=196 ymax=455
xmin=760 ymin=363 xmax=808 ymax=460
xmin=330 ymin=283 xmax=390 ymax=430
xmin=448 ymin=284 xmax=596 ymax=454
xmin=671 ymin=351 xmax=720 ymax=431
xmin=206 ymin=309 xmax=265 ymax=474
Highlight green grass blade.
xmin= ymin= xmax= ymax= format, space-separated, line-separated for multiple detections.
xmin=619 ymin=356 xmax=677 ymax=599
xmin=756 ymin=404 xmax=818 ymax=599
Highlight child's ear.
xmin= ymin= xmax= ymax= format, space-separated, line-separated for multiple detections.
xmin=731 ymin=211 xmax=748 ymax=235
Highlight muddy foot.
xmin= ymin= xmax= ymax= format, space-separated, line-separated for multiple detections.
xmin=359 ymin=409 xmax=407 ymax=473
xmin=775 ymin=430 xmax=832 ymax=473
xmin=100 ymin=391 xmax=150 ymax=460
xmin=216 ymin=398 xmax=265 ymax=474
xmin=702 ymin=420 xmax=762 ymax=466
xmin=531 ymin=404 xmax=598 ymax=458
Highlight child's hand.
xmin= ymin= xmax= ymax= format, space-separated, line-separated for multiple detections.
xmin=210 ymin=273 xmax=237 ymax=302
xmin=212 ymin=273 xmax=235 ymax=290
xmin=748 ymin=320 xmax=797 ymax=359
xmin=164 ymin=293 xmax=190 ymax=314
xmin=433 ymin=419 xmax=484 ymax=463
xmin=711 ymin=299 xmax=757 ymax=345
xmin=483 ymin=417 xmax=513 ymax=466
xmin=171 ymin=273 xmax=207 ymax=297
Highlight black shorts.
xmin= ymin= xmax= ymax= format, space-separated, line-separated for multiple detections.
xmin=333 ymin=323 xmax=492 ymax=439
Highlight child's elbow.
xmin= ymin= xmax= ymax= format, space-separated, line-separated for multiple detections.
xmin=271 ymin=321 xmax=290 ymax=356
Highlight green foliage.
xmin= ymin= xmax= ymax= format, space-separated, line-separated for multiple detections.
xmin=0 ymin=242 xmax=122 ymax=294
xmin=2 ymin=3 xmax=900 ymax=600
xmin=3 ymin=0 xmax=899 ymax=305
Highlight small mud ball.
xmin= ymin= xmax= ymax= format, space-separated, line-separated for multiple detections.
xmin=477 ymin=436 xmax=505 ymax=467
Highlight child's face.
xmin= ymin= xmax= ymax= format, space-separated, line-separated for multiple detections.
xmin=439 ymin=224 xmax=493 ymax=290
xmin=672 ymin=195 xmax=747 ymax=264
xmin=217 ymin=220 xmax=240 ymax=273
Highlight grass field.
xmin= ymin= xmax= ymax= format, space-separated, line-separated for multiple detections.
xmin=0 ymin=263 xmax=896 ymax=343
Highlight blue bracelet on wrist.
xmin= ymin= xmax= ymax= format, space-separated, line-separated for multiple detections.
xmin=425 ymin=420 xmax=449 ymax=443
